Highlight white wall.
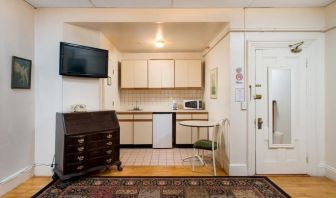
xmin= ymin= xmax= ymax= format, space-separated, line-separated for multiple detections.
xmin=35 ymin=22 xmax=119 ymax=175
xmin=325 ymin=1 xmax=336 ymax=181
xmin=0 ymin=0 xmax=35 ymax=196
xmin=63 ymin=23 xmax=102 ymax=112
xmin=100 ymin=33 xmax=121 ymax=110
xmin=34 ymin=7 xmax=326 ymax=176
xmin=204 ymin=34 xmax=231 ymax=173
xmin=204 ymin=37 xmax=230 ymax=121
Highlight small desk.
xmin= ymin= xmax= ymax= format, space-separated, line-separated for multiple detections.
xmin=179 ymin=120 xmax=218 ymax=165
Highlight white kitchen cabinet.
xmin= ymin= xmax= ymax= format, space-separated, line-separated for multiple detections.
xmin=175 ymin=59 xmax=202 ymax=88
xmin=118 ymin=113 xmax=134 ymax=145
xmin=148 ymin=60 xmax=174 ymax=88
xmin=118 ymin=113 xmax=152 ymax=145
xmin=119 ymin=121 xmax=134 ymax=144
xmin=121 ymin=60 xmax=148 ymax=88
xmin=176 ymin=123 xmax=192 ymax=144
xmin=192 ymin=128 xmax=208 ymax=143
xmin=133 ymin=113 xmax=153 ymax=144
xmin=175 ymin=112 xmax=209 ymax=145
xmin=134 ymin=121 xmax=153 ymax=144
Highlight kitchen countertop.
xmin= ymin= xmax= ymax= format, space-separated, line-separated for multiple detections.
xmin=116 ymin=109 xmax=208 ymax=114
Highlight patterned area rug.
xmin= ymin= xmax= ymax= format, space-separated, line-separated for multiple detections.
xmin=33 ymin=176 xmax=290 ymax=198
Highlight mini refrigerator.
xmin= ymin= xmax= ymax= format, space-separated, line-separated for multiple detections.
xmin=152 ymin=113 xmax=173 ymax=148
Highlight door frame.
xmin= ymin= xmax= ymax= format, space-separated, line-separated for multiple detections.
xmin=247 ymin=40 xmax=322 ymax=176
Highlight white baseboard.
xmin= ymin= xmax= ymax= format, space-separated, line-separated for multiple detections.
xmin=34 ymin=166 xmax=53 ymax=176
xmin=317 ymin=161 xmax=325 ymax=176
xmin=325 ymin=163 xmax=336 ymax=181
xmin=0 ymin=166 xmax=34 ymax=196
xmin=229 ymin=164 xmax=248 ymax=176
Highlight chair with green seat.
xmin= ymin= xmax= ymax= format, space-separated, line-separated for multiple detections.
xmin=192 ymin=119 xmax=230 ymax=176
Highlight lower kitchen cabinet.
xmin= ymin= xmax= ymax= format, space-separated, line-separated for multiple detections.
xmin=119 ymin=121 xmax=133 ymax=144
xmin=118 ymin=113 xmax=153 ymax=145
xmin=175 ymin=112 xmax=209 ymax=146
xmin=134 ymin=121 xmax=152 ymax=144
xmin=118 ymin=112 xmax=208 ymax=147
xmin=192 ymin=127 xmax=208 ymax=143
xmin=175 ymin=123 xmax=192 ymax=144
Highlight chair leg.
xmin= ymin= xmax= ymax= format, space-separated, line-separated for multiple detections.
xmin=192 ymin=148 xmax=195 ymax=171
xmin=212 ymin=149 xmax=216 ymax=176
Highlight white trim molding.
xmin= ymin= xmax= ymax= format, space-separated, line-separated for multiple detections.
xmin=229 ymin=164 xmax=248 ymax=176
xmin=34 ymin=166 xmax=53 ymax=177
xmin=325 ymin=164 xmax=336 ymax=181
xmin=0 ymin=166 xmax=34 ymax=196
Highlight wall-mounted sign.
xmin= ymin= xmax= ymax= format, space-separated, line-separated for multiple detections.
xmin=235 ymin=67 xmax=245 ymax=102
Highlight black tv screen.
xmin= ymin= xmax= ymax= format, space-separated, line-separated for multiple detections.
xmin=60 ymin=42 xmax=108 ymax=78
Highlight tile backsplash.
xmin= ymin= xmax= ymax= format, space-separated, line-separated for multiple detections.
xmin=120 ymin=89 xmax=204 ymax=110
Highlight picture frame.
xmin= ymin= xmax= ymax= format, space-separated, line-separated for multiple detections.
xmin=11 ymin=56 xmax=32 ymax=89
xmin=210 ymin=67 xmax=218 ymax=99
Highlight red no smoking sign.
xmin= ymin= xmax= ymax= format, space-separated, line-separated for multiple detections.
xmin=236 ymin=73 xmax=243 ymax=81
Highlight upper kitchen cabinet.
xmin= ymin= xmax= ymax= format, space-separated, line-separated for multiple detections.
xmin=175 ymin=60 xmax=202 ymax=88
xmin=148 ymin=60 xmax=175 ymax=88
xmin=121 ymin=60 xmax=148 ymax=88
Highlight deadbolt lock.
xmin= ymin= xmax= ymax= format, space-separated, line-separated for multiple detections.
xmin=255 ymin=94 xmax=262 ymax=100
xmin=257 ymin=118 xmax=263 ymax=129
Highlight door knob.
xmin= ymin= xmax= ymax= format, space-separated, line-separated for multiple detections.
xmin=257 ymin=118 xmax=263 ymax=129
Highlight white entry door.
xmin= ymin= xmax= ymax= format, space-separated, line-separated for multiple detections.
xmin=255 ymin=48 xmax=308 ymax=174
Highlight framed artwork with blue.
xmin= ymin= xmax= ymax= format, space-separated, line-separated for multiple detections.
xmin=11 ymin=56 xmax=32 ymax=89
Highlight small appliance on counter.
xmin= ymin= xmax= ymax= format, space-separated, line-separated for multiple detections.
xmin=183 ymin=100 xmax=203 ymax=110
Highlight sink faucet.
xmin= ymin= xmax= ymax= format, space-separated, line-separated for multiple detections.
xmin=133 ymin=101 xmax=140 ymax=110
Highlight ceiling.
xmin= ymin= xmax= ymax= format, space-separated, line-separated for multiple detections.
xmin=71 ymin=22 xmax=227 ymax=53
xmin=25 ymin=0 xmax=335 ymax=8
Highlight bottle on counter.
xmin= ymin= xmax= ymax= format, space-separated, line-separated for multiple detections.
xmin=172 ymin=100 xmax=177 ymax=110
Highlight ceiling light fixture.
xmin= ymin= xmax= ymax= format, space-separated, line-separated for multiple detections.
xmin=155 ymin=40 xmax=165 ymax=48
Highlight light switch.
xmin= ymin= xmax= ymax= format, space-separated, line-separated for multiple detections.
xmin=241 ymin=102 xmax=247 ymax=110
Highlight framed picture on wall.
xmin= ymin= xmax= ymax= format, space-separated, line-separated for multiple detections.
xmin=11 ymin=56 xmax=32 ymax=89
xmin=210 ymin=67 xmax=218 ymax=99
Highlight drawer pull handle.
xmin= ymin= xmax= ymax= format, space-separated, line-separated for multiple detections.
xmin=77 ymin=165 xmax=84 ymax=170
xmin=106 ymin=159 xmax=112 ymax=164
xmin=77 ymin=138 xmax=85 ymax=144
xmin=77 ymin=146 xmax=85 ymax=152
xmin=107 ymin=134 xmax=112 ymax=139
xmin=106 ymin=142 xmax=112 ymax=146
xmin=77 ymin=156 xmax=84 ymax=161
xmin=106 ymin=150 xmax=112 ymax=154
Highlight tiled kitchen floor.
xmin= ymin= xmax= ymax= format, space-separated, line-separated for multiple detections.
xmin=120 ymin=148 xmax=213 ymax=166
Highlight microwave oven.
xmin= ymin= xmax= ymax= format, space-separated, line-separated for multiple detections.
xmin=183 ymin=100 xmax=203 ymax=110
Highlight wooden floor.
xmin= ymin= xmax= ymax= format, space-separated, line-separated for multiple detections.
xmin=3 ymin=166 xmax=336 ymax=198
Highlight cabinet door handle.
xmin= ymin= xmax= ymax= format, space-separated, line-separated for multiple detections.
xmin=106 ymin=142 xmax=112 ymax=146
xmin=77 ymin=165 xmax=84 ymax=170
xmin=77 ymin=146 xmax=85 ymax=152
xmin=106 ymin=150 xmax=112 ymax=154
xmin=77 ymin=138 xmax=85 ymax=144
xmin=77 ymin=156 xmax=84 ymax=161
xmin=107 ymin=134 xmax=112 ymax=139
xmin=106 ymin=159 xmax=112 ymax=164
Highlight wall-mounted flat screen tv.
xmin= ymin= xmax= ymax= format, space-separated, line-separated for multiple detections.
xmin=59 ymin=42 xmax=108 ymax=78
